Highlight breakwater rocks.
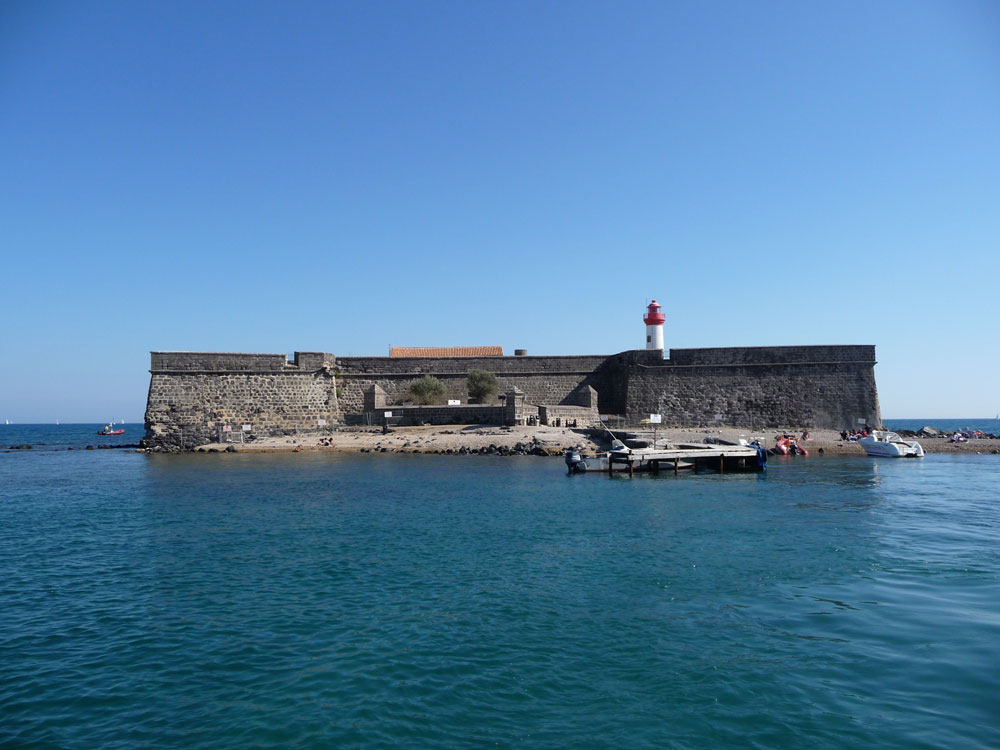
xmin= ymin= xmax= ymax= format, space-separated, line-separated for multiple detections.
xmin=135 ymin=425 xmax=598 ymax=457
xmin=896 ymin=426 xmax=999 ymax=439
xmin=357 ymin=438 xmax=563 ymax=457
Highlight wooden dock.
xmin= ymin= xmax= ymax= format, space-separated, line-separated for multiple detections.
xmin=598 ymin=443 xmax=765 ymax=475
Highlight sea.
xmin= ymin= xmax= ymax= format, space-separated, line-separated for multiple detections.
xmin=884 ymin=418 xmax=1000 ymax=435
xmin=2 ymin=424 xmax=998 ymax=749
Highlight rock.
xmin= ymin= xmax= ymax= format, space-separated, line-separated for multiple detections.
xmin=919 ymin=426 xmax=940 ymax=437
xmin=226 ymin=445 xmax=237 ymax=452
xmin=86 ymin=445 xmax=95 ymax=450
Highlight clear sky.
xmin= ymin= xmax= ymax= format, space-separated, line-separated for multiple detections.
xmin=2 ymin=1 xmax=998 ymax=422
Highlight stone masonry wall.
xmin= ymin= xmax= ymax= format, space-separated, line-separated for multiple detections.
xmin=346 ymin=404 xmax=508 ymax=427
xmin=335 ymin=353 xmax=630 ymax=415
xmin=625 ymin=346 xmax=880 ymax=429
xmin=144 ymin=352 xmax=337 ymax=450
xmin=142 ymin=346 xmax=880 ymax=447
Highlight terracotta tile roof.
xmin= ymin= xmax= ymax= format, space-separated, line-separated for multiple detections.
xmin=390 ymin=346 xmax=504 ymax=358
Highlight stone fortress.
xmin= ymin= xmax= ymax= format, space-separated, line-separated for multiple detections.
xmin=142 ymin=301 xmax=881 ymax=450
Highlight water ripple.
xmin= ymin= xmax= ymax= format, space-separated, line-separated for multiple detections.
xmin=1 ymin=453 xmax=999 ymax=748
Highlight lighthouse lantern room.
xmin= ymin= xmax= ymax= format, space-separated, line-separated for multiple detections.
xmin=643 ymin=299 xmax=665 ymax=351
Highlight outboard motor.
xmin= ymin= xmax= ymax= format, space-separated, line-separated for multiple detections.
xmin=564 ymin=450 xmax=587 ymax=474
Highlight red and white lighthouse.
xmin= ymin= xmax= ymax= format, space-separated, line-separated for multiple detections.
xmin=643 ymin=299 xmax=665 ymax=351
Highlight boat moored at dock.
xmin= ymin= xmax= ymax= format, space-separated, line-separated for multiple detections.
xmin=567 ymin=441 xmax=766 ymax=476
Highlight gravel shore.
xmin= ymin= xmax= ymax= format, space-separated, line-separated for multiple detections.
xmin=191 ymin=425 xmax=1000 ymax=456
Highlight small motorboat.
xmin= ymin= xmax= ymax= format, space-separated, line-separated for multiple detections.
xmin=772 ymin=437 xmax=807 ymax=456
xmin=858 ymin=431 xmax=924 ymax=458
xmin=98 ymin=423 xmax=125 ymax=436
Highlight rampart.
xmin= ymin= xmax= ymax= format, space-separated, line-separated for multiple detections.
xmin=334 ymin=353 xmax=642 ymax=415
xmin=624 ymin=345 xmax=880 ymax=428
xmin=142 ymin=345 xmax=880 ymax=449
xmin=143 ymin=352 xmax=338 ymax=449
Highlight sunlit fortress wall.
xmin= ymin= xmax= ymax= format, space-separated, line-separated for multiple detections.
xmin=143 ymin=346 xmax=880 ymax=449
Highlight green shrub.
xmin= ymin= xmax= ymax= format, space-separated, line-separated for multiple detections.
xmin=408 ymin=375 xmax=446 ymax=405
xmin=467 ymin=370 xmax=500 ymax=403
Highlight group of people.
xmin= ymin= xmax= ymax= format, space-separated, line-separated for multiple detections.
xmin=840 ymin=428 xmax=869 ymax=441
xmin=958 ymin=428 xmax=987 ymax=439
xmin=949 ymin=428 xmax=987 ymax=442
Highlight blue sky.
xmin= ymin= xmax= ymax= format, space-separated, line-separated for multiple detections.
xmin=2 ymin=1 xmax=998 ymax=422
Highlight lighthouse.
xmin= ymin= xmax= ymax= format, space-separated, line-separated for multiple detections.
xmin=643 ymin=299 xmax=665 ymax=351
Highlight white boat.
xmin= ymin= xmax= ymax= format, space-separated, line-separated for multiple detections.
xmin=858 ymin=431 xmax=924 ymax=458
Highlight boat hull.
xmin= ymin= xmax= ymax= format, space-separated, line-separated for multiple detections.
xmin=858 ymin=433 xmax=924 ymax=458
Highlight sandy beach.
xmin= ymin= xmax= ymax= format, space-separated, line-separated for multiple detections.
xmin=189 ymin=425 xmax=1000 ymax=456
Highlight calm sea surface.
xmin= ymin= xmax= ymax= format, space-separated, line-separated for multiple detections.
xmin=884 ymin=418 xmax=1000 ymax=434
xmin=2 ymin=426 xmax=999 ymax=748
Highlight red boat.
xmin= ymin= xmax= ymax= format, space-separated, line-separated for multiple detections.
xmin=98 ymin=423 xmax=125 ymax=435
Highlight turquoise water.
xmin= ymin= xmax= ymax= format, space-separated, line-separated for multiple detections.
xmin=2 ymin=440 xmax=999 ymax=748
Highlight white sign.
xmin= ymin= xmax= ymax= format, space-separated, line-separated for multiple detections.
xmin=714 ymin=414 xmax=724 ymax=421
xmin=384 ymin=411 xmax=393 ymax=418
xmin=222 ymin=425 xmax=232 ymax=432
xmin=317 ymin=419 xmax=327 ymax=426
xmin=857 ymin=418 xmax=867 ymax=425
xmin=649 ymin=414 xmax=662 ymax=424
xmin=242 ymin=424 xmax=252 ymax=432
xmin=448 ymin=400 xmax=460 ymax=406
xmin=600 ymin=415 xmax=609 ymax=422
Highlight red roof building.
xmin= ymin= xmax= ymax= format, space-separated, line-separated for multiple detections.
xmin=389 ymin=346 xmax=504 ymax=358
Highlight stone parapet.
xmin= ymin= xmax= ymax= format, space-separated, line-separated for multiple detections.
xmin=666 ymin=345 xmax=875 ymax=367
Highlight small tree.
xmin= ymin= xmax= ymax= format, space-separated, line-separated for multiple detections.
xmin=408 ymin=375 xmax=446 ymax=405
xmin=467 ymin=370 xmax=500 ymax=403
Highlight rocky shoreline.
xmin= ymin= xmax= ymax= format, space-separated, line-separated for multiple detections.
xmin=135 ymin=425 xmax=1000 ymax=457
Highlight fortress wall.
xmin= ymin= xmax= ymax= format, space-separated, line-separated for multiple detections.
xmin=336 ymin=373 xmax=606 ymax=414
xmin=335 ymin=354 xmax=626 ymax=414
xmin=667 ymin=345 xmax=876 ymax=366
xmin=345 ymin=404 xmax=509 ymax=427
xmin=626 ymin=346 xmax=880 ymax=429
xmin=144 ymin=352 xmax=338 ymax=449
xmin=150 ymin=351 xmax=335 ymax=372
xmin=336 ymin=354 xmax=610 ymax=375
xmin=141 ymin=346 xmax=880 ymax=447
